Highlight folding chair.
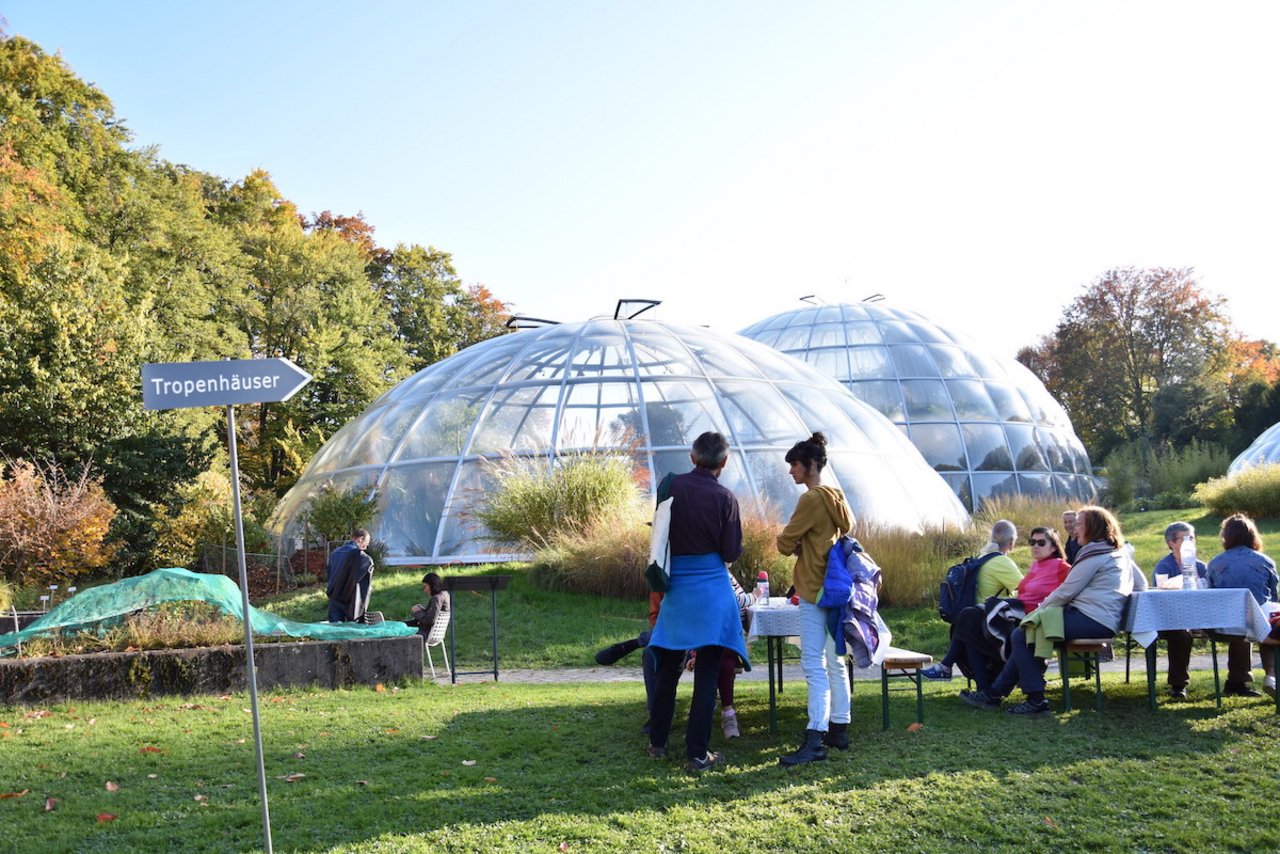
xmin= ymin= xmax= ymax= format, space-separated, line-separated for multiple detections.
xmin=424 ymin=611 xmax=451 ymax=679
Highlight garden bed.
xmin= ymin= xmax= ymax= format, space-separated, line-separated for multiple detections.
xmin=0 ymin=634 xmax=424 ymax=705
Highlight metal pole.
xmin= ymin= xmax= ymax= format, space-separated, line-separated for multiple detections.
xmin=227 ymin=405 xmax=274 ymax=853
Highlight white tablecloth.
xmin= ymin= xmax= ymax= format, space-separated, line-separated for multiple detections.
xmin=1124 ymin=588 xmax=1273 ymax=648
xmin=747 ymin=600 xmax=802 ymax=641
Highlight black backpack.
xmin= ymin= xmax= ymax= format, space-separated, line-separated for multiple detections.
xmin=937 ymin=552 xmax=1001 ymax=623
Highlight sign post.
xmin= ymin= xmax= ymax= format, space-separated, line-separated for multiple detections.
xmin=143 ymin=358 xmax=312 ymax=854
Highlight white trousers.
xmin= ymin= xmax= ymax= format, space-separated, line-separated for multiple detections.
xmin=798 ymin=599 xmax=851 ymax=730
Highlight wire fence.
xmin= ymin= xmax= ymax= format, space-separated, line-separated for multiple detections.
xmin=198 ymin=539 xmax=344 ymax=598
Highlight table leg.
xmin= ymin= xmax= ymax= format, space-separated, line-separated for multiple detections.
xmin=1211 ymin=639 xmax=1221 ymax=709
xmin=1146 ymin=643 xmax=1157 ymax=713
xmin=1272 ymin=645 xmax=1279 ymax=716
xmin=881 ymin=665 xmax=890 ymax=731
xmin=914 ymin=669 xmax=924 ymax=725
xmin=768 ymin=636 xmax=779 ymax=735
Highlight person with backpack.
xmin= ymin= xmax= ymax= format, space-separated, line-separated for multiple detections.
xmin=775 ymin=432 xmax=854 ymax=766
xmin=960 ymin=505 xmax=1137 ymax=715
xmin=920 ymin=520 xmax=1024 ymax=681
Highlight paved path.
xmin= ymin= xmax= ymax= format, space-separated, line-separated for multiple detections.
xmin=433 ymin=651 xmax=1230 ymax=685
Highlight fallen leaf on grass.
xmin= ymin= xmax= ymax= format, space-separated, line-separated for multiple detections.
xmin=461 ymin=760 xmax=476 ymax=766
xmin=374 ymin=683 xmax=386 ymax=693
xmin=96 ymin=813 xmax=117 ymax=823
xmin=0 ymin=721 xmax=10 ymax=727
xmin=277 ymin=773 xmax=306 ymax=783
xmin=484 ymin=777 xmax=497 ymax=783
xmin=384 ymin=728 xmax=399 ymax=734
xmin=356 ymin=780 xmax=370 ymax=786
xmin=559 ymin=843 xmax=570 ymax=852
xmin=236 ymin=738 xmax=246 ymax=744
xmin=25 ymin=710 xmax=51 ymax=719
xmin=139 ymin=746 xmax=162 ymax=754
xmin=147 ymin=774 xmax=157 ymax=780
xmin=906 ymin=722 xmax=925 ymax=733
xmin=0 ymin=790 xmax=29 ymax=799
xmin=292 ymin=752 xmax=306 ymax=760
xmin=63 ymin=724 xmax=74 ymax=730
xmin=105 ymin=781 xmax=119 ymax=792
xmin=270 ymin=697 xmax=286 ymax=703
xmin=218 ymin=695 xmax=233 ymax=701
xmin=1044 ymin=816 xmax=1058 ymax=829
xmin=45 ymin=798 xmax=58 ymax=811
xmin=420 ymin=735 xmax=437 ymax=740
xmin=194 ymin=794 xmax=208 ymax=804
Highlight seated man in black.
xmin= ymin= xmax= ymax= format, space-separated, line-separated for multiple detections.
xmin=405 ymin=572 xmax=450 ymax=638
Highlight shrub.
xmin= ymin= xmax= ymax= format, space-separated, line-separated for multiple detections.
xmin=18 ymin=601 xmax=250 ymax=657
xmin=971 ymin=493 xmax=1080 ymax=545
xmin=1103 ymin=438 xmax=1230 ymax=508
xmin=303 ymin=483 xmax=379 ymax=546
xmin=151 ymin=470 xmax=272 ymax=569
xmin=857 ymin=520 xmax=978 ymax=608
xmin=478 ymin=453 xmax=641 ymax=549
xmin=0 ymin=458 xmax=118 ymax=588
xmin=1193 ymin=464 xmax=1280 ymax=519
xmin=0 ymin=578 xmax=13 ymax=612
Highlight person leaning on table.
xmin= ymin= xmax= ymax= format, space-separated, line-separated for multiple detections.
xmin=1150 ymin=521 xmax=1208 ymax=701
xmin=960 ymin=505 xmax=1139 ymax=715
xmin=1206 ymin=513 xmax=1279 ymax=698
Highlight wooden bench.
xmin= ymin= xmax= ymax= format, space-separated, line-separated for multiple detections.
xmin=848 ymin=647 xmax=932 ymax=731
xmin=1056 ymin=638 xmax=1112 ymax=712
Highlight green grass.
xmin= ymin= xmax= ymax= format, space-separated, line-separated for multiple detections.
xmin=2 ymin=673 xmax=1278 ymax=852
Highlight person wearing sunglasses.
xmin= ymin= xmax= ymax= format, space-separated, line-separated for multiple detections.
xmin=1150 ymin=521 xmax=1207 ymax=700
xmin=942 ymin=527 xmax=1072 ymax=699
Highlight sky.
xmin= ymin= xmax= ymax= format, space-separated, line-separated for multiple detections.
xmin=5 ymin=1 xmax=1278 ymax=359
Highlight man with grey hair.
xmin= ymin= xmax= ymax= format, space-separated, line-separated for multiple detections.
xmin=1062 ymin=510 xmax=1081 ymax=563
xmin=1150 ymin=520 xmax=1207 ymax=700
xmin=922 ymin=520 xmax=1025 ymax=680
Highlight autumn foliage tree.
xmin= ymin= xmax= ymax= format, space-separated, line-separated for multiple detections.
xmin=0 ymin=459 xmax=118 ymax=587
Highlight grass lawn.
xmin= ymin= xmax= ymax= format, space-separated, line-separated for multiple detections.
xmin=2 ymin=671 xmax=1278 ymax=852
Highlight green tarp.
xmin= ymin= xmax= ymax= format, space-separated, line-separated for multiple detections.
xmin=0 ymin=566 xmax=416 ymax=651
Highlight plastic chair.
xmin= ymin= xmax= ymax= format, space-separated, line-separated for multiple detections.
xmin=424 ymin=611 xmax=451 ymax=679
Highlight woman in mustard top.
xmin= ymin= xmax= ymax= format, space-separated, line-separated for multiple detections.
xmin=775 ymin=432 xmax=854 ymax=766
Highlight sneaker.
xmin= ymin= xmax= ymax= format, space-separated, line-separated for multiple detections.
xmin=920 ymin=664 xmax=953 ymax=681
xmin=1006 ymin=698 xmax=1052 ymax=715
xmin=646 ymin=744 xmax=667 ymax=759
xmin=721 ymin=709 xmax=740 ymax=739
xmin=1263 ymin=676 xmax=1276 ymax=699
xmin=684 ymin=751 xmax=722 ymax=773
xmin=959 ymin=689 xmax=1000 ymax=710
xmin=1169 ymin=687 xmax=1189 ymax=702
xmin=1224 ymin=681 xmax=1262 ymax=698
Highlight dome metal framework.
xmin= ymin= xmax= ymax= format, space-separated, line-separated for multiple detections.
xmin=740 ymin=301 xmax=1098 ymax=511
xmin=1228 ymin=422 xmax=1280 ymax=475
xmin=270 ymin=317 xmax=971 ymax=563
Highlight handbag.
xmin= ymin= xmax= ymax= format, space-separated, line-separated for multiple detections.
xmin=644 ymin=473 xmax=676 ymax=593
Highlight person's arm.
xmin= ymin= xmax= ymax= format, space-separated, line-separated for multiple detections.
xmin=776 ymin=492 xmax=816 ymax=556
xmin=720 ymin=497 xmax=743 ymax=564
xmin=1038 ymin=554 xmax=1103 ymax=610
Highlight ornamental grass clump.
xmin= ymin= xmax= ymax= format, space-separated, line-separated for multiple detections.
xmin=855 ymin=520 xmax=976 ymax=608
xmin=1193 ymin=463 xmax=1280 ymax=519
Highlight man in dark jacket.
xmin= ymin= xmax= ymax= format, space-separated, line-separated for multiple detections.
xmin=326 ymin=529 xmax=373 ymax=623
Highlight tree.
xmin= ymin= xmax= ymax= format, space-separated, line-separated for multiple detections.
xmin=1017 ymin=267 xmax=1230 ymax=458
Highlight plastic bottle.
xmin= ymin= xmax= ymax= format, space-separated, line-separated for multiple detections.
xmin=1181 ymin=539 xmax=1198 ymax=591
xmin=756 ymin=570 xmax=769 ymax=604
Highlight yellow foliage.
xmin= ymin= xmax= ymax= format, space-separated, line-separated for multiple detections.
xmin=0 ymin=458 xmax=117 ymax=587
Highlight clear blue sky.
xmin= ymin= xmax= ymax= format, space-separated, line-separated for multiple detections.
xmin=6 ymin=1 xmax=1278 ymax=358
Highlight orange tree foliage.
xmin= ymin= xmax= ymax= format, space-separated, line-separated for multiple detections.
xmin=0 ymin=459 xmax=118 ymax=587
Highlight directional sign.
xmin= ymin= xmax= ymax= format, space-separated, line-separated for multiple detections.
xmin=142 ymin=358 xmax=312 ymax=411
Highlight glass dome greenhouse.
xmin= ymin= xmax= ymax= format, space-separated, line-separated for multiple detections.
xmin=1228 ymin=422 xmax=1280 ymax=474
xmin=271 ymin=317 xmax=971 ymax=564
xmin=740 ymin=302 xmax=1098 ymax=511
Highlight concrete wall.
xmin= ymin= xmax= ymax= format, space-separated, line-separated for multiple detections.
xmin=0 ymin=635 xmax=424 ymax=705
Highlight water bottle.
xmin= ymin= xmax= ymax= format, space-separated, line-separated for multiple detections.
xmin=1181 ymin=539 xmax=1197 ymax=591
xmin=757 ymin=570 xmax=769 ymax=604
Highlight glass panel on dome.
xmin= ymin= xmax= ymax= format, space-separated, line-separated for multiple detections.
xmin=1016 ymin=472 xmax=1054 ymax=497
xmin=844 ymin=322 xmax=882 ymax=344
xmin=1037 ymin=429 xmax=1072 ymax=473
xmin=901 ymin=379 xmax=954 ymax=420
xmin=939 ymin=472 xmax=973 ymax=511
xmin=714 ymin=454 xmax=750 ymax=499
xmin=394 ymin=389 xmax=489 ymax=460
xmin=828 ymin=394 xmax=903 ymax=447
xmin=810 ymin=323 xmax=846 ymax=349
xmin=557 ymin=380 xmax=640 ymax=450
xmin=344 ymin=404 xmax=423 ymax=468
xmin=1006 ymin=424 xmax=1048 ymax=471
xmin=1068 ymin=439 xmax=1092 ymax=475
xmin=848 ymin=345 xmax=893 ymax=377
xmin=630 ymin=335 xmax=697 ymax=377
xmin=947 ymin=380 xmax=999 ymax=420
xmin=846 ymin=380 xmax=904 ymax=422
xmin=762 ymin=313 xmax=791 ymax=330
xmin=962 ymin=423 xmax=1013 ymax=471
xmin=651 ymin=449 xmax=695 ymax=481
xmin=1017 ymin=385 xmax=1054 ymax=423
xmin=638 ymin=379 xmax=725 ymax=446
xmin=930 ymin=346 xmax=976 ymax=378
xmin=436 ymin=461 xmax=495 ymax=556
xmin=686 ymin=336 xmax=766 ymax=379
xmin=986 ymin=382 xmax=1033 ymax=422
xmin=716 ymin=380 xmax=806 ymax=445
xmin=774 ymin=385 xmax=871 ymax=451
xmin=891 ymin=345 xmax=941 ymax=378
xmin=304 ymin=422 xmax=361 ymax=476
xmin=908 ymin=423 xmax=967 ymax=471
xmin=772 ymin=326 xmax=813 ymax=351
xmin=566 ymin=335 xmax=633 ymax=379
xmin=878 ymin=321 xmax=918 ymax=344
xmin=504 ymin=338 xmax=571 ymax=382
xmin=382 ymin=363 xmax=454 ymax=404
xmin=469 ymin=385 xmax=557 ymax=454
xmin=965 ymin=350 xmax=1005 ymax=379
xmin=443 ymin=347 xmax=519 ymax=390
xmin=376 ymin=461 xmax=456 ymax=558
xmin=908 ymin=322 xmax=951 ymax=344
xmin=971 ymin=472 xmax=1020 ymax=507
xmin=815 ymin=305 xmax=842 ymax=322
xmin=809 ymin=348 xmax=849 ymax=379
xmin=742 ymin=449 xmax=800 ymax=515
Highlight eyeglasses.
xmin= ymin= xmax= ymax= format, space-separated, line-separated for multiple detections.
xmin=1027 ymin=538 xmax=1048 ymax=547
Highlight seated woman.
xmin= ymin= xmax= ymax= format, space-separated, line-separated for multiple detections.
xmin=1206 ymin=513 xmax=1279 ymax=698
xmin=1151 ymin=521 xmax=1208 ymax=700
xmin=948 ymin=526 xmax=1072 ymax=697
xmin=405 ymin=572 xmax=450 ymax=638
xmin=961 ymin=506 xmax=1136 ymax=715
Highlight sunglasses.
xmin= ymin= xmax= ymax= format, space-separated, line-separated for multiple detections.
xmin=1027 ymin=538 xmax=1049 ymax=547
